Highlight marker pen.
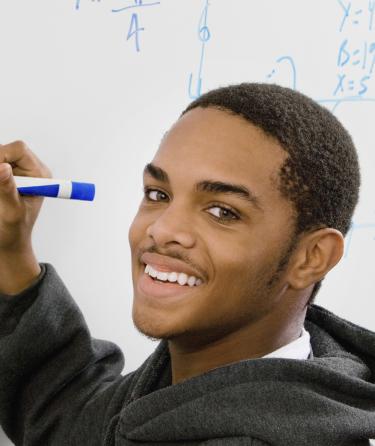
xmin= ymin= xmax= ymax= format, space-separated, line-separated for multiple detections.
xmin=14 ymin=176 xmax=95 ymax=201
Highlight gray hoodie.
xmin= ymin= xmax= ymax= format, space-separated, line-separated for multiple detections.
xmin=0 ymin=263 xmax=374 ymax=446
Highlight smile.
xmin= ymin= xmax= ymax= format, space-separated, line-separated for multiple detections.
xmin=144 ymin=264 xmax=203 ymax=287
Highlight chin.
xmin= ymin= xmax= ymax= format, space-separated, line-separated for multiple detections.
xmin=134 ymin=322 xmax=166 ymax=341
xmin=132 ymin=307 xmax=179 ymax=341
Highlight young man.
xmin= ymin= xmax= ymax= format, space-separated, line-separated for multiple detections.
xmin=0 ymin=83 xmax=374 ymax=445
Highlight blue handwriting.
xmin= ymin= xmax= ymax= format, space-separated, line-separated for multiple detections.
xmin=112 ymin=0 xmax=160 ymax=13
xmin=75 ymin=0 xmax=102 ymax=10
xmin=338 ymin=0 xmax=375 ymax=31
xmin=111 ymin=0 xmax=160 ymax=52
xmin=344 ymin=220 xmax=375 ymax=258
xmin=188 ymin=0 xmax=210 ymax=99
xmin=266 ymin=55 xmax=297 ymax=90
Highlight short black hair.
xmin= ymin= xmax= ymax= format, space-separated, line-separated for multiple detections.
xmin=182 ymin=83 xmax=361 ymax=305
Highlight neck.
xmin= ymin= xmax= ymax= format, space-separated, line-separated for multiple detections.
xmin=168 ymin=309 xmax=307 ymax=385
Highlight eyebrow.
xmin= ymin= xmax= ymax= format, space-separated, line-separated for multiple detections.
xmin=143 ymin=163 xmax=263 ymax=212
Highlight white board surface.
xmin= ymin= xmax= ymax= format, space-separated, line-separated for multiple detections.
xmin=0 ymin=1 xmax=374 ymax=444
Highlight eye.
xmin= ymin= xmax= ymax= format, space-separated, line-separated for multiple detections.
xmin=207 ymin=204 xmax=240 ymax=222
xmin=143 ymin=187 xmax=169 ymax=202
xmin=143 ymin=188 xmax=240 ymax=223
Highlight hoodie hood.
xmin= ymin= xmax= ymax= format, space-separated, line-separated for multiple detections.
xmin=118 ymin=304 xmax=375 ymax=445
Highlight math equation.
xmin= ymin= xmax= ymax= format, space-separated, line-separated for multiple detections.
xmin=318 ymin=0 xmax=375 ymax=110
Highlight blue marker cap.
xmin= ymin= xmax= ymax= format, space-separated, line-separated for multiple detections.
xmin=71 ymin=182 xmax=96 ymax=201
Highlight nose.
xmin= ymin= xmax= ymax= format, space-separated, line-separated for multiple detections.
xmin=146 ymin=202 xmax=196 ymax=249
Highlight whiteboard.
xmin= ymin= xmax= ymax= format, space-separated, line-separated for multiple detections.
xmin=0 ymin=1 xmax=375 ymax=444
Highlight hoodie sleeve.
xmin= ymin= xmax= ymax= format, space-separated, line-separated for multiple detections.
xmin=0 ymin=263 xmax=127 ymax=446
xmin=201 ymin=439 xmax=271 ymax=445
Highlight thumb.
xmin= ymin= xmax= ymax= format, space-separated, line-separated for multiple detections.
xmin=0 ymin=162 xmax=20 ymax=206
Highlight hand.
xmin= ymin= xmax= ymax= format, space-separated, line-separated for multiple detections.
xmin=0 ymin=141 xmax=52 ymax=252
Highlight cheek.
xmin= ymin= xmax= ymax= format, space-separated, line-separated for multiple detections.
xmin=201 ymin=236 xmax=254 ymax=304
xmin=205 ymin=232 xmax=274 ymax=298
xmin=197 ymin=249 xmax=277 ymax=328
xmin=128 ymin=210 xmax=146 ymax=249
xmin=206 ymin=232 xmax=255 ymax=276
xmin=128 ymin=218 xmax=136 ymax=245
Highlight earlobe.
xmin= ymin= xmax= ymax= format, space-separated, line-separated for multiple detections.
xmin=287 ymin=228 xmax=344 ymax=290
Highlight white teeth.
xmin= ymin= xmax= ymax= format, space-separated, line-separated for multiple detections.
xmin=144 ymin=264 xmax=202 ymax=286
xmin=156 ymin=271 xmax=169 ymax=281
xmin=149 ymin=266 xmax=158 ymax=278
xmin=177 ymin=273 xmax=188 ymax=286
xmin=187 ymin=276 xmax=196 ymax=287
xmin=168 ymin=272 xmax=178 ymax=282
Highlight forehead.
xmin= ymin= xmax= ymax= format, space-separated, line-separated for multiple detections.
xmin=150 ymin=107 xmax=289 ymax=210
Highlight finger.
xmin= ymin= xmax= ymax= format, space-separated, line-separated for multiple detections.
xmin=0 ymin=162 xmax=23 ymax=223
xmin=0 ymin=141 xmax=37 ymax=169
xmin=0 ymin=141 xmax=51 ymax=177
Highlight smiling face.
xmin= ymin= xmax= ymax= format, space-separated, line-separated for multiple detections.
xmin=128 ymin=107 xmax=300 ymax=346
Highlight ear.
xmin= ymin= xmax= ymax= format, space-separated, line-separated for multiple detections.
xmin=287 ymin=228 xmax=344 ymax=290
